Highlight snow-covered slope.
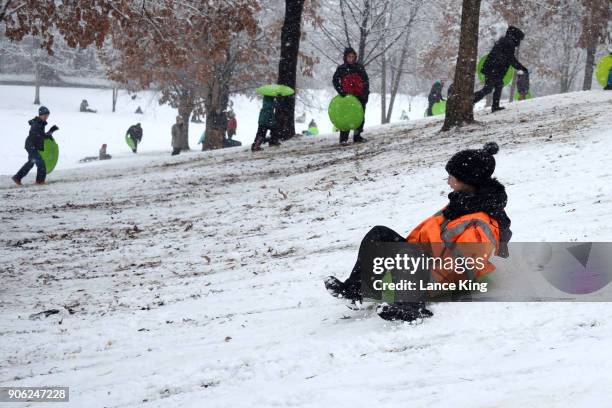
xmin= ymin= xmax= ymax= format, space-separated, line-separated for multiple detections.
xmin=0 ymin=84 xmax=426 ymax=175
xmin=1 ymin=90 xmax=611 ymax=407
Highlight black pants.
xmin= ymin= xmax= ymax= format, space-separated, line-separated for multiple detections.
xmin=345 ymin=225 xmax=406 ymax=288
xmin=474 ymin=77 xmax=504 ymax=109
xmin=171 ymin=148 xmax=181 ymax=156
xmin=253 ymin=125 xmax=278 ymax=147
xmin=340 ymin=98 xmax=367 ymax=142
xmin=15 ymin=147 xmax=46 ymax=183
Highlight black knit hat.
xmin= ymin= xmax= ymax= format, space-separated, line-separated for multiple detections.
xmin=445 ymin=142 xmax=499 ymax=186
xmin=38 ymin=106 xmax=50 ymax=116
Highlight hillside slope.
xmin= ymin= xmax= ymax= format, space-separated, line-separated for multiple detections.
xmin=1 ymin=90 xmax=612 ymax=407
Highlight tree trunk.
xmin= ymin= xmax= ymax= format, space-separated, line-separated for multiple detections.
xmin=385 ymin=27 xmax=413 ymax=123
xmin=380 ymin=51 xmax=387 ymax=124
xmin=112 ymin=87 xmax=118 ymax=112
xmin=357 ymin=0 xmax=371 ymax=65
xmin=177 ymin=94 xmax=193 ymax=151
xmin=275 ymin=0 xmax=305 ymax=140
xmin=34 ymin=61 xmax=41 ymax=105
xmin=582 ymin=43 xmax=596 ymax=90
xmin=442 ymin=0 xmax=481 ymax=131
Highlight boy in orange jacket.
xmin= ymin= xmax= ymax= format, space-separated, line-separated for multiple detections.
xmin=325 ymin=142 xmax=511 ymax=321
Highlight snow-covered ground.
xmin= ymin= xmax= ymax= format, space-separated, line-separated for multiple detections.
xmin=0 ymin=84 xmax=426 ymax=176
xmin=1 ymin=89 xmax=612 ymax=407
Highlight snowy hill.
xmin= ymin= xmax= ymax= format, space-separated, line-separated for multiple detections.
xmin=0 ymin=84 xmax=425 ymax=175
xmin=1 ymin=90 xmax=612 ymax=407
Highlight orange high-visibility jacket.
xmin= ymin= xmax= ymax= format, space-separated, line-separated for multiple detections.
xmin=406 ymin=210 xmax=501 ymax=283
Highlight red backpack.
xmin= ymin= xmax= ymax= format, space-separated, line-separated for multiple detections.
xmin=341 ymin=73 xmax=365 ymax=97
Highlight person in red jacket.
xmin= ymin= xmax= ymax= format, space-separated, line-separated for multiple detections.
xmin=332 ymin=47 xmax=369 ymax=145
xmin=325 ymin=142 xmax=511 ymax=322
xmin=227 ymin=111 xmax=237 ymax=140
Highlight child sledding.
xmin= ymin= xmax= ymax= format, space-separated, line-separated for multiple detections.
xmin=325 ymin=142 xmax=512 ymax=322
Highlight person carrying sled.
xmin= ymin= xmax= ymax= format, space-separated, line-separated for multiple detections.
xmin=171 ymin=116 xmax=184 ymax=156
xmin=251 ymin=95 xmax=279 ymax=152
xmin=474 ymin=26 xmax=528 ymax=112
xmin=126 ymin=123 xmax=143 ymax=153
xmin=426 ymin=80 xmax=445 ymax=116
xmin=325 ymin=142 xmax=512 ymax=322
xmin=332 ymin=47 xmax=369 ymax=144
xmin=12 ymin=106 xmax=59 ymax=186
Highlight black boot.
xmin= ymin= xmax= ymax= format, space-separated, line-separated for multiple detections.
xmin=376 ymin=301 xmax=433 ymax=322
xmin=353 ymin=134 xmax=367 ymax=143
xmin=324 ymin=276 xmax=362 ymax=304
xmin=491 ymin=106 xmax=506 ymax=113
xmin=339 ymin=131 xmax=349 ymax=145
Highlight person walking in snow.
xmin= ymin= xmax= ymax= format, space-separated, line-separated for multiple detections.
xmin=251 ymin=95 xmax=279 ymax=152
xmin=333 ymin=47 xmax=369 ymax=144
xmin=12 ymin=106 xmax=59 ymax=186
xmin=126 ymin=123 xmax=143 ymax=153
xmin=426 ymin=80 xmax=445 ymax=116
xmin=325 ymin=142 xmax=512 ymax=322
xmin=474 ymin=26 xmax=528 ymax=112
xmin=171 ymin=116 xmax=184 ymax=156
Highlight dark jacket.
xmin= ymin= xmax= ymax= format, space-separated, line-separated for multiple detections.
xmin=25 ymin=117 xmax=51 ymax=151
xmin=482 ymin=26 xmax=527 ymax=80
xmin=332 ymin=47 xmax=370 ymax=101
xmin=258 ymin=96 xmax=276 ymax=128
xmin=428 ymin=82 xmax=444 ymax=104
xmin=127 ymin=124 xmax=143 ymax=142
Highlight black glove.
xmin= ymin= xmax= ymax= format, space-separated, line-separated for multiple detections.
xmin=48 ymin=125 xmax=59 ymax=133
xmin=339 ymin=91 xmax=347 ymax=97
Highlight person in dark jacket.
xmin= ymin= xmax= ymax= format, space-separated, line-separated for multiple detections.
xmin=427 ymin=80 xmax=445 ymax=116
xmin=333 ymin=47 xmax=369 ymax=144
xmin=251 ymin=95 xmax=279 ymax=152
xmin=126 ymin=123 xmax=143 ymax=153
xmin=447 ymin=82 xmax=455 ymax=99
xmin=12 ymin=106 xmax=59 ymax=185
xmin=474 ymin=26 xmax=528 ymax=112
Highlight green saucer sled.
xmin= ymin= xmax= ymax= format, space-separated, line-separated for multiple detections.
xmin=38 ymin=138 xmax=59 ymax=173
xmin=328 ymin=95 xmax=365 ymax=131
xmin=594 ymin=55 xmax=612 ymax=88
xmin=423 ymin=100 xmax=446 ymax=117
xmin=477 ymin=54 xmax=514 ymax=86
xmin=125 ymin=134 xmax=136 ymax=151
xmin=256 ymin=84 xmax=295 ymax=97
xmin=514 ymin=90 xmax=532 ymax=101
